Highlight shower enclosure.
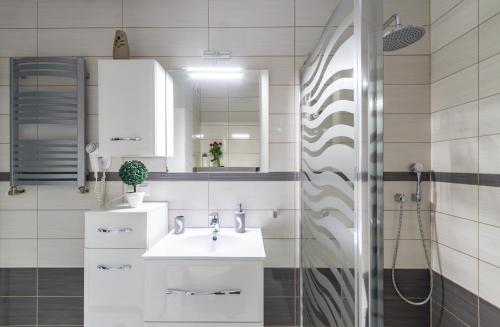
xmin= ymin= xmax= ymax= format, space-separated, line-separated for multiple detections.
xmin=299 ymin=0 xmax=384 ymax=326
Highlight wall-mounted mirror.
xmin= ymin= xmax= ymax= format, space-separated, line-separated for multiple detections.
xmin=167 ymin=69 xmax=269 ymax=173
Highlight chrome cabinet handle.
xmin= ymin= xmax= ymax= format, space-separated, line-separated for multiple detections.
xmin=165 ymin=289 xmax=241 ymax=296
xmin=97 ymin=227 xmax=133 ymax=234
xmin=97 ymin=264 xmax=131 ymax=271
xmin=110 ymin=137 xmax=143 ymax=142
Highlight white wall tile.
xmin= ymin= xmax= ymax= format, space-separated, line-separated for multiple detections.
xmin=0 ymin=59 xmax=9 ymax=86
xmin=38 ymin=239 xmax=84 ymax=267
xmin=431 ymin=102 xmax=478 ymax=141
xmin=384 ymin=143 xmax=430 ymax=172
xmin=0 ymin=239 xmax=37 ymax=268
xmin=263 ymin=239 xmax=295 ymax=267
xmin=209 ymin=0 xmax=294 ymax=27
xmin=0 ymin=183 xmax=37 ymax=210
xmin=384 ymin=210 xmax=431 ymax=240
xmin=219 ymin=209 xmax=295 ymax=239
xmin=479 ymin=94 xmax=500 ymax=136
xmin=201 ymin=98 xmax=228 ymax=112
xmin=295 ymin=27 xmax=323 ymax=56
xmin=0 ymin=144 xmax=9 ymax=172
xmin=385 ymin=239 xmax=431 ymax=268
xmin=479 ymin=186 xmax=500 ymax=227
xmin=479 ymin=223 xmax=500 ymax=266
xmin=431 ymin=0 xmax=478 ymax=52
xmin=384 ymin=114 xmax=430 ymax=142
xmin=38 ymin=0 xmax=122 ymax=28
xmin=0 ymin=0 xmax=36 ymax=28
xmin=479 ymin=134 xmax=500 ymax=174
xmin=0 ymin=115 xmax=8 ymax=144
xmin=269 ymin=143 xmax=295 ymax=172
xmin=384 ymin=85 xmax=430 ymax=114
xmin=38 ymin=28 xmax=115 ymax=56
xmin=479 ymin=261 xmax=500 ymax=308
xmin=209 ymin=181 xmax=295 ymax=210
xmin=269 ymin=114 xmax=295 ymax=143
xmin=432 ymin=138 xmax=478 ymax=173
xmin=479 ymin=53 xmax=500 ymax=98
xmin=479 ymin=0 xmax=500 ymax=23
xmin=0 ymin=29 xmax=36 ymax=57
xmin=384 ymin=0 xmax=430 ymax=25
xmin=479 ymin=13 xmax=500 ymax=61
xmin=432 ymin=182 xmax=478 ymax=220
xmin=209 ymin=28 xmax=294 ymax=56
xmin=270 ymin=86 xmax=296 ymax=114
xmin=146 ymin=181 xmax=208 ymax=210
xmin=0 ymin=211 xmax=37 ymax=238
xmin=432 ymin=241 xmax=478 ymax=294
xmin=295 ymin=0 xmax=339 ymax=27
xmin=384 ymin=56 xmax=430 ymax=85
xmin=0 ymin=87 xmax=8 ymax=115
xmin=432 ymin=212 xmax=478 ymax=257
xmin=431 ymin=64 xmax=478 ymax=111
xmin=431 ymin=28 xmax=478 ymax=82
xmin=167 ymin=210 xmax=209 ymax=230
xmin=124 ymin=0 xmax=208 ymax=27
xmin=38 ymin=210 xmax=85 ymax=239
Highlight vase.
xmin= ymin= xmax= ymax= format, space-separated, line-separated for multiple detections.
xmin=126 ymin=191 xmax=144 ymax=207
xmin=212 ymin=158 xmax=221 ymax=168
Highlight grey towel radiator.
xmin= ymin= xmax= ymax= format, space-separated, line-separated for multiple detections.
xmin=9 ymin=57 xmax=86 ymax=195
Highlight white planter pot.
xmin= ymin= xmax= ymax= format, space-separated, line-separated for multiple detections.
xmin=126 ymin=191 xmax=145 ymax=207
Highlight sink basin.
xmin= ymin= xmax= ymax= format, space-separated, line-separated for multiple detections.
xmin=143 ymin=228 xmax=266 ymax=260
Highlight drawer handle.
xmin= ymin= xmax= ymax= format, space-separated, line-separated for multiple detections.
xmin=110 ymin=137 xmax=143 ymax=142
xmin=97 ymin=264 xmax=132 ymax=271
xmin=97 ymin=227 xmax=133 ymax=234
xmin=165 ymin=289 xmax=241 ymax=296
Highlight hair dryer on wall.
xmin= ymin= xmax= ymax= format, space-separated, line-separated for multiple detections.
xmin=86 ymin=143 xmax=111 ymax=207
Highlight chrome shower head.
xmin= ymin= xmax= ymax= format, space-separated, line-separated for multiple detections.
xmin=383 ymin=14 xmax=425 ymax=51
xmin=410 ymin=162 xmax=424 ymax=174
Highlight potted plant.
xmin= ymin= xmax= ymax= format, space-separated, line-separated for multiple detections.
xmin=119 ymin=160 xmax=149 ymax=207
xmin=209 ymin=141 xmax=223 ymax=167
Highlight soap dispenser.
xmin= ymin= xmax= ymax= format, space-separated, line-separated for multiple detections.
xmin=235 ymin=203 xmax=246 ymax=233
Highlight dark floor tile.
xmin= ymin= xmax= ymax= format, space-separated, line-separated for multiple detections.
xmin=479 ymin=298 xmax=500 ymax=327
xmin=38 ymin=297 xmax=84 ymax=325
xmin=384 ymin=298 xmax=430 ymax=327
xmin=265 ymin=268 xmax=296 ymax=297
xmin=384 ymin=269 xmax=430 ymax=299
xmin=38 ymin=268 xmax=84 ymax=296
xmin=432 ymin=301 xmax=469 ymax=327
xmin=0 ymin=297 xmax=36 ymax=325
xmin=432 ymin=272 xmax=478 ymax=326
xmin=0 ymin=268 xmax=37 ymax=296
xmin=264 ymin=297 xmax=296 ymax=326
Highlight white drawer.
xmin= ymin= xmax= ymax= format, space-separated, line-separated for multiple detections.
xmin=85 ymin=249 xmax=145 ymax=327
xmin=144 ymin=260 xmax=263 ymax=323
xmin=85 ymin=203 xmax=167 ymax=249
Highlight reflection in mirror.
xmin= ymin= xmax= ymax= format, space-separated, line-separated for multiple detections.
xmin=167 ymin=69 xmax=268 ymax=173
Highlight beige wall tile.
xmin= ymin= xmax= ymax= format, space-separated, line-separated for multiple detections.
xmin=385 ymin=239 xmax=431 ymax=268
xmin=384 ymin=142 xmax=430 ymax=172
xmin=384 ymin=0 xmax=430 ymax=25
xmin=384 ymin=182 xmax=431 ymax=211
xmin=431 ymin=0 xmax=478 ymax=52
xmin=432 ymin=212 xmax=478 ymax=257
xmin=479 ymin=94 xmax=500 ymax=136
xmin=38 ymin=210 xmax=85 ymax=239
xmin=384 ymin=56 xmax=430 ymax=85
xmin=123 ymin=0 xmax=208 ymax=27
xmin=0 ymin=144 xmax=9 ymax=172
xmin=431 ymin=102 xmax=478 ymax=141
xmin=479 ymin=261 xmax=500 ymax=308
xmin=479 ymin=223 xmax=500 ymax=266
xmin=209 ymin=0 xmax=294 ymax=27
xmin=295 ymin=0 xmax=339 ymax=27
xmin=479 ymin=0 xmax=500 ymax=23
xmin=431 ymin=28 xmax=478 ymax=82
xmin=269 ymin=143 xmax=295 ymax=172
xmin=480 ymin=13 xmax=500 ymax=60
xmin=384 ymin=210 xmax=431 ymax=239
xmin=0 ymin=211 xmax=37 ymax=238
xmin=0 ymin=29 xmax=36 ymax=57
xmin=432 ymin=182 xmax=478 ymax=220
xmin=0 ymin=0 xmax=36 ymax=28
xmin=38 ymin=28 xmax=115 ymax=56
xmin=479 ymin=53 xmax=500 ymax=98
xmin=384 ymin=85 xmax=430 ymax=114
xmin=430 ymin=0 xmax=462 ymax=23
xmin=38 ymin=0 xmax=122 ymax=28
xmin=432 ymin=138 xmax=478 ymax=173
xmin=431 ymin=64 xmax=478 ymax=112
xmin=384 ymin=114 xmax=430 ymax=142
xmin=295 ymin=27 xmax=323 ymax=56
xmin=479 ymin=134 xmax=500 ymax=174
xmin=0 ymin=88 xmax=9 ymax=115
xmin=210 ymin=28 xmax=294 ymax=56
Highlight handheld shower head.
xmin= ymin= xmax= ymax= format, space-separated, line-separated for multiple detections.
xmin=410 ymin=163 xmax=424 ymax=202
xmin=410 ymin=162 xmax=424 ymax=174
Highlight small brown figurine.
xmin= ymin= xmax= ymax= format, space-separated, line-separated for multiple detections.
xmin=113 ymin=30 xmax=130 ymax=59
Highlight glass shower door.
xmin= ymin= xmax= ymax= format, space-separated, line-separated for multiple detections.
xmin=299 ymin=0 xmax=383 ymax=326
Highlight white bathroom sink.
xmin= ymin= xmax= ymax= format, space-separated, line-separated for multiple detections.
xmin=143 ymin=228 xmax=266 ymax=260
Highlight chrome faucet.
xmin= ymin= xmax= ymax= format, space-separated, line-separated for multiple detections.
xmin=209 ymin=212 xmax=220 ymax=241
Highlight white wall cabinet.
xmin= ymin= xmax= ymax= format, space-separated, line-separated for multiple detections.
xmin=84 ymin=203 xmax=168 ymax=327
xmin=98 ymin=59 xmax=173 ymax=157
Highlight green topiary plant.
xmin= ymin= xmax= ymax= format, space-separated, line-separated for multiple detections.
xmin=119 ymin=160 xmax=149 ymax=192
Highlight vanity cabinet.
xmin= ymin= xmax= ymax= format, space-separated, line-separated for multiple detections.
xmin=84 ymin=203 xmax=168 ymax=327
xmin=98 ymin=59 xmax=173 ymax=157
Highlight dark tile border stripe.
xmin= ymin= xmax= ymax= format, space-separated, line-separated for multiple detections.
xmin=385 ymin=171 xmax=500 ymax=187
xmin=0 ymin=172 xmax=300 ymax=182
xmin=431 ymin=172 xmax=478 ymax=185
xmin=384 ymin=172 xmax=431 ymax=182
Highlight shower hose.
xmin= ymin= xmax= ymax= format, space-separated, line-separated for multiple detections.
xmin=391 ymin=199 xmax=433 ymax=305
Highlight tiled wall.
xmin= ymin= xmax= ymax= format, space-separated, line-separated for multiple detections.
xmin=430 ymin=0 xmax=500 ymax=325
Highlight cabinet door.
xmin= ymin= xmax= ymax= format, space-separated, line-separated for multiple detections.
xmin=98 ymin=60 xmax=158 ymax=156
xmin=85 ymin=249 xmax=145 ymax=327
